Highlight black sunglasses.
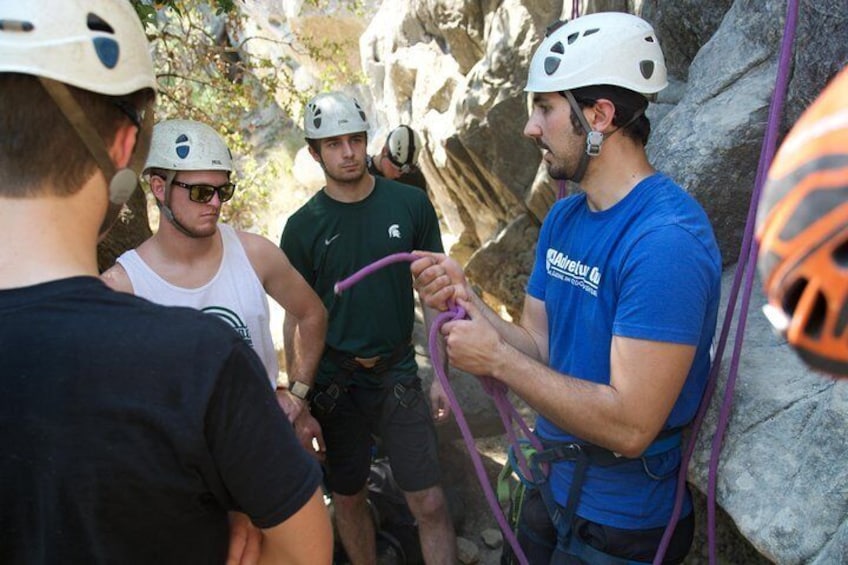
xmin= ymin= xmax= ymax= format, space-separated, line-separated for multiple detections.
xmin=171 ymin=180 xmax=237 ymax=203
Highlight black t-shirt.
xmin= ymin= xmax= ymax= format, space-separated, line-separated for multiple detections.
xmin=0 ymin=277 xmax=321 ymax=564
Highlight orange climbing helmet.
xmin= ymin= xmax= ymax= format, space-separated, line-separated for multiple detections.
xmin=756 ymin=66 xmax=848 ymax=377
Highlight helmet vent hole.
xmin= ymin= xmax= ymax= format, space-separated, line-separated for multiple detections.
xmin=640 ymin=61 xmax=655 ymax=80
xmin=836 ymin=298 xmax=848 ymax=338
xmin=804 ymin=291 xmax=827 ymax=339
xmin=833 ymin=238 xmax=848 ymax=268
xmin=782 ymin=277 xmax=808 ymax=317
xmin=551 ymin=41 xmax=565 ymax=55
xmin=544 ymin=57 xmax=561 ymax=76
xmin=645 ymin=36 xmax=656 ymax=43
xmin=583 ymin=28 xmax=600 ymax=37
xmin=87 ymin=13 xmax=115 ymax=34
xmin=567 ymin=33 xmax=579 ymax=45
xmin=0 ymin=20 xmax=35 ymax=32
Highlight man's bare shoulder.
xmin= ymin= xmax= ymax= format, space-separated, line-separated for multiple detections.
xmin=236 ymin=230 xmax=286 ymax=261
xmin=100 ymin=262 xmax=134 ymax=294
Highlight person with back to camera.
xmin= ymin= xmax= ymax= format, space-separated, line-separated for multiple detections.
xmin=411 ymin=12 xmax=722 ymax=564
xmin=280 ymin=91 xmax=457 ymax=564
xmin=0 ymin=1 xmax=332 ymax=563
xmin=368 ymin=124 xmax=429 ymax=192
xmin=101 ymin=118 xmax=328 ymax=455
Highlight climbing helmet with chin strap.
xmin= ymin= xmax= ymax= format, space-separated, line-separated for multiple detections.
xmin=143 ymin=119 xmax=233 ymax=175
xmin=303 ymin=92 xmax=369 ymax=140
xmin=525 ymin=12 xmax=667 ymax=97
xmin=756 ymin=67 xmax=848 ymax=377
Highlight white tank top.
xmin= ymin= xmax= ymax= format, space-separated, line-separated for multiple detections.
xmin=117 ymin=224 xmax=279 ymax=388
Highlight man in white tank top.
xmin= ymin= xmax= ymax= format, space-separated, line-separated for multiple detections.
xmin=101 ymin=120 xmax=326 ymax=451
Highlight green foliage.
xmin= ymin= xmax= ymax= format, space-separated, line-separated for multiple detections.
xmin=128 ymin=0 xmax=363 ymax=233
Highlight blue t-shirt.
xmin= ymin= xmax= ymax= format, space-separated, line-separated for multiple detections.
xmin=527 ymin=173 xmax=722 ymax=529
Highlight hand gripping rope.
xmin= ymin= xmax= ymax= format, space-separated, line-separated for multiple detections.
xmin=335 ymin=252 xmax=541 ymax=565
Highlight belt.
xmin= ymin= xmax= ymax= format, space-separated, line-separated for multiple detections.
xmin=324 ymin=341 xmax=411 ymax=375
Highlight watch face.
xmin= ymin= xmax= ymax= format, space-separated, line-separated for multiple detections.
xmin=291 ymin=381 xmax=310 ymax=399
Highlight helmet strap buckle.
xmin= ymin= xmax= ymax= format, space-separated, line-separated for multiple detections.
xmin=563 ymin=90 xmax=605 ymax=157
xmin=586 ymin=131 xmax=604 ymax=157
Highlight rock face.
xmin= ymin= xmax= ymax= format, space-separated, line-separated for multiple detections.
xmin=362 ymin=0 xmax=848 ymax=562
xmin=691 ymin=269 xmax=848 ymax=564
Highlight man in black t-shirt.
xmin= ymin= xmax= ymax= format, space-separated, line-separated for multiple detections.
xmin=0 ymin=2 xmax=331 ymax=564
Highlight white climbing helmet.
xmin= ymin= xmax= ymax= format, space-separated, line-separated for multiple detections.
xmin=0 ymin=0 xmax=156 ymax=96
xmin=144 ymin=120 xmax=233 ymax=174
xmin=385 ymin=125 xmax=422 ymax=171
xmin=304 ymin=92 xmax=369 ymax=140
xmin=525 ymin=12 xmax=668 ymax=96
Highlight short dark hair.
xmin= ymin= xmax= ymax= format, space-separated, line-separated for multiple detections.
xmin=305 ymin=138 xmax=321 ymax=155
xmin=0 ymin=73 xmax=154 ymax=197
xmin=567 ymin=85 xmax=652 ymax=146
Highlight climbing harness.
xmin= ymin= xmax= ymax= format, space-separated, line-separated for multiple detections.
xmin=310 ymin=341 xmax=413 ymax=415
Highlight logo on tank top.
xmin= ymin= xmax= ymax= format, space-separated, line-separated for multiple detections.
xmin=388 ymin=224 xmax=401 ymax=238
xmin=545 ymin=248 xmax=602 ymax=297
xmin=201 ymin=306 xmax=254 ymax=348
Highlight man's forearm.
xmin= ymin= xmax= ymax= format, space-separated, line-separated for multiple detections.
xmin=284 ymin=312 xmax=326 ymax=386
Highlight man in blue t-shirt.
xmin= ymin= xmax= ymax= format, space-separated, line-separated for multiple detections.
xmin=412 ymin=13 xmax=721 ymax=564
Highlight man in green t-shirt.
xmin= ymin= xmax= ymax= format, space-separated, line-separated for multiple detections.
xmin=280 ymin=91 xmax=456 ymax=564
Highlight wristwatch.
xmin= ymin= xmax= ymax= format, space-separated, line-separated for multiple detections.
xmin=289 ymin=380 xmax=312 ymax=401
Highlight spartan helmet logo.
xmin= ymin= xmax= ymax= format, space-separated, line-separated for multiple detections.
xmin=388 ymin=224 xmax=401 ymax=239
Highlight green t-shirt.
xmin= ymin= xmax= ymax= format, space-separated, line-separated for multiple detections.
xmin=280 ymin=177 xmax=443 ymax=384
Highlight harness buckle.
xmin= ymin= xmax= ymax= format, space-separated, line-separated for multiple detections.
xmin=532 ymin=442 xmax=583 ymax=466
xmin=555 ymin=443 xmax=582 ymax=459
xmin=393 ymin=382 xmax=419 ymax=409
xmin=311 ymin=382 xmax=341 ymax=415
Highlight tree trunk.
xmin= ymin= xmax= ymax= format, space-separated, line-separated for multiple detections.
xmin=96 ymin=186 xmax=152 ymax=272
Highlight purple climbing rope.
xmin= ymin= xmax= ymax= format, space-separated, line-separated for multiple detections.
xmin=333 ymin=252 xmax=422 ymax=294
xmin=652 ymin=2 xmax=800 ymax=563
xmin=335 ymin=252 xmax=540 ymax=565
